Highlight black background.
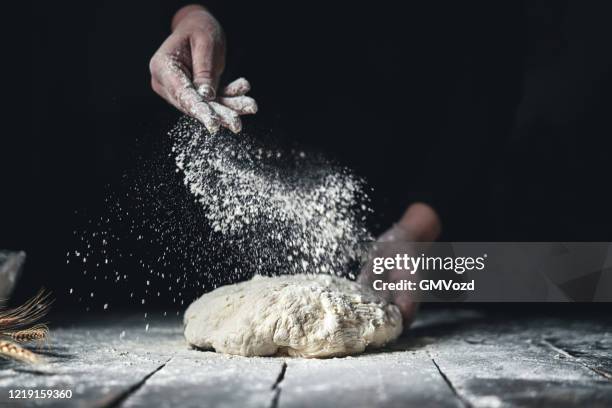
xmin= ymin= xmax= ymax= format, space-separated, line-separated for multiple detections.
xmin=3 ymin=1 xmax=612 ymax=310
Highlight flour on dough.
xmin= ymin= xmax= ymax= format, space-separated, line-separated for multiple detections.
xmin=184 ymin=274 xmax=403 ymax=358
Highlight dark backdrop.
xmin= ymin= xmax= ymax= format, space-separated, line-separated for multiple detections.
xmin=3 ymin=1 xmax=612 ymax=309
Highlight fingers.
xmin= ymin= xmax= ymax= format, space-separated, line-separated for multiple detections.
xmin=190 ymin=101 xmax=221 ymax=135
xmin=196 ymin=83 xmax=216 ymax=101
xmin=151 ymin=47 xmax=256 ymax=134
xmin=151 ymin=54 xmax=220 ymax=134
xmin=398 ymin=203 xmax=442 ymax=242
xmin=217 ymin=96 xmax=258 ymax=115
xmin=191 ymin=49 xmax=220 ymax=101
xmin=151 ymin=77 xmax=167 ymax=100
xmin=191 ymin=27 xmax=225 ymax=100
xmin=167 ymin=62 xmax=220 ymax=134
xmin=392 ymin=292 xmax=419 ymax=327
xmin=222 ymin=78 xmax=251 ymax=96
xmin=209 ymin=102 xmax=242 ymax=133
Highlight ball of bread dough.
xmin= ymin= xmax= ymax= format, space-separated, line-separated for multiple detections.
xmin=184 ymin=274 xmax=403 ymax=358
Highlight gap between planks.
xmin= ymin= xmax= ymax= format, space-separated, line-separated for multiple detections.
xmin=541 ymin=338 xmax=612 ymax=381
xmin=428 ymin=352 xmax=473 ymax=408
xmin=94 ymin=356 xmax=174 ymax=408
xmin=269 ymin=361 xmax=287 ymax=408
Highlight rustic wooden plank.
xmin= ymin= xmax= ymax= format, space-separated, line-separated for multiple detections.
xmin=0 ymin=314 xmax=179 ymax=407
xmin=0 ymin=310 xmax=609 ymax=408
xmin=424 ymin=316 xmax=612 ymax=408
xmin=122 ymin=350 xmax=283 ymax=408
xmin=541 ymin=319 xmax=612 ymax=380
xmin=277 ymin=349 xmax=462 ymax=408
xmin=275 ymin=310 xmax=489 ymax=408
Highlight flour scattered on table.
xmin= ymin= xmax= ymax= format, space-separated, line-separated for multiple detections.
xmin=184 ymin=274 xmax=402 ymax=358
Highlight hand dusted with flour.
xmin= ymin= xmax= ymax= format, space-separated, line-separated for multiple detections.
xmin=150 ymin=5 xmax=257 ymax=134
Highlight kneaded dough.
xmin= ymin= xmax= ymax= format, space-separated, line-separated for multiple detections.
xmin=184 ymin=274 xmax=402 ymax=358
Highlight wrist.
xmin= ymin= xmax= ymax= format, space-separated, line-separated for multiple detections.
xmin=172 ymin=4 xmax=208 ymax=30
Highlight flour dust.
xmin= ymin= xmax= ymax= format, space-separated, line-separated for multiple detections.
xmin=171 ymin=117 xmax=372 ymax=279
xmin=67 ymin=116 xmax=372 ymax=316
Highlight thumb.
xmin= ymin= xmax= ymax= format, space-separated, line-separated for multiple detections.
xmin=396 ymin=203 xmax=442 ymax=242
xmin=191 ymin=31 xmax=225 ymax=101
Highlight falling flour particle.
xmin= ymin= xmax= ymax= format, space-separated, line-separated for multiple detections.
xmin=184 ymin=274 xmax=402 ymax=358
xmin=169 ymin=118 xmax=372 ymax=278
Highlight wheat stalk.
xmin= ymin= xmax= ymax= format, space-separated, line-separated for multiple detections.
xmin=0 ymin=340 xmax=39 ymax=363
xmin=0 ymin=289 xmax=53 ymax=363
xmin=0 ymin=289 xmax=53 ymax=331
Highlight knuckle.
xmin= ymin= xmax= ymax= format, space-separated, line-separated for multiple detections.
xmin=151 ymin=78 xmax=161 ymax=94
xmin=149 ymin=55 xmax=161 ymax=76
xmin=192 ymin=68 xmax=214 ymax=80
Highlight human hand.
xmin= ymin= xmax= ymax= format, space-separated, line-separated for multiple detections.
xmin=358 ymin=203 xmax=441 ymax=327
xmin=150 ymin=5 xmax=257 ymax=134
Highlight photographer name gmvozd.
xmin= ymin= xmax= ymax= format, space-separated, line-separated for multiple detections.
xmin=372 ymin=279 xmax=475 ymax=292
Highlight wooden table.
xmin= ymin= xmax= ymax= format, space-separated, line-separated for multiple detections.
xmin=0 ymin=309 xmax=610 ymax=407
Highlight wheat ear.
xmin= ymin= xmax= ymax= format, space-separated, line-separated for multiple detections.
xmin=0 ymin=340 xmax=39 ymax=363
xmin=3 ymin=324 xmax=49 ymax=343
